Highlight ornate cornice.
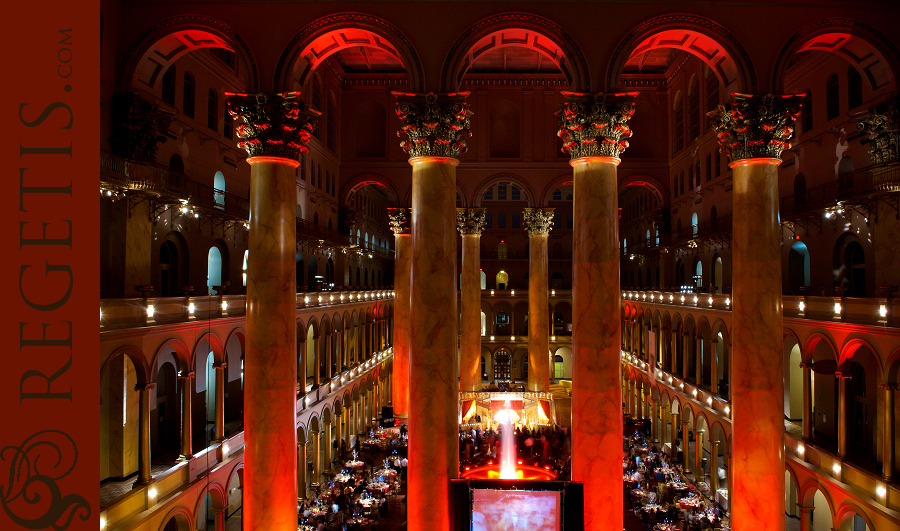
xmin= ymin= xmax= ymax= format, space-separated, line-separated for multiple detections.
xmin=457 ymin=208 xmax=486 ymax=235
xmin=387 ymin=208 xmax=411 ymax=235
xmin=523 ymin=208 xmax=554 ymax=235
xmin=109 ymin=92 xmax=176 ymax=162
xmin=226 ymin=92 xmax=319 ymax=161
xmin=393 ymin=92 xmax=472 ymax=159
xmin=556 ymin=92 xmax=636 ymax=160
xmin=853 ymin=95 xmax=899 ymax=166
xmin=708 ymin=93 xmax=802 ymax=162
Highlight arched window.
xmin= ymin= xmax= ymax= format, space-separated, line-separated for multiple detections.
xmin=711 ymin=255 xmax=723 ymax=293
xmin=554 ymin=355 xmax=565 ymax=379
xmin=213 ymin=171 xmax=225 ymax=208
xmin=788 ymin=241 xmax=811 ymax=295
xmin=691 ymin=212 xmax=699 ymax=237
xmin=688 ymin=76 xmax=701 ymax=139
xmin=183 ymin=72 xmax=195 ymax=118
xmin=207 ymin=89 xmax=217 ymax=131
xmin=826 ymin=73 xmax=839 ymax=121
xmin=242 ymin=250 xmax=248 ymax=287
xmin=168 ymin=154 xmax=184 ymax=174
xmin=673 ymin=92 xmax=684 ymax=153
xmin=159 ymin=240 xmax=178 ymax=297
xmin=223 ymin=106 xmax=232 ymax=139
xmin=848 ymin=66 xmax=863 ymax=110
xmin=694 ymin=259 xmax=703 ymax=289
xmin=845 ymin=241 xmax=866 ymax=297
xmin=481 ymin=311 xmax=487 ymax=336
xmin=489 ymin=100 xmax=521 ymax=158
xmin=207 ymin=246 xmax=222 ymax=294
xmin=794 ymin=173 xmax=807 ymax=205
xmin=480 ymin=271 xmax=487 ymax=289
xmin=161 ymin=66 xmax=176 ymax=105
xmin=496 ymin=270 xmax=509 ymax=289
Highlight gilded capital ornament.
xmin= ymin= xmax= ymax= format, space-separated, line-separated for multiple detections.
xmin=457 ymin=208 xmax=486 ymax=235
xmin=523 ymin=208 xmax=555 ymax=235
xmin=387 ymin=208 xmax=411 ymax=235
xmin=393 ymin=92 xmax=472 ymax=159
xmin=226 ymin=92 xmax=320 ymax=161
xmin=853 ymin=96 xmax=899 ymax=166
xmin=708 ymin=93 xmax=802 ymax=162
xmin=557 ymin=92 xmax=637 ymax=160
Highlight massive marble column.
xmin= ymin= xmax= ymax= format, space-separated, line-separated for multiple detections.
xmin=394 ymin=91 xmax=471 ymax=531
xmin=709 ymin=93 xmax=802 ymax=531
xmin=682 ymin=418 xmax=692 ymax=474
xmin=178 ymin=372 xmax=194 ymax=461
xmin=881 ymin=382 xmax=895 ymax=480
xmin=324 ymin=421 xmax=332 ymax=472
xmin=524 ymin=208 xmax=554 ymax=392
xmin=560 ymin=92 xmax=635 ymax=530
xmin=297 ymin=441 xmax=307 ymax=501
xmin=389 ymin=208 xmax=411 ymax=417
xmin=227 ymin=92 xmax=318 ymax=531
xmin=212 ymin=362 xmax=226 ymax=442
xmin=134 ymin=382 xmax=154 ymax=487
xmin=837 ymin=371 xmax=850 ymax=457
xmin=458 ymin=208 xmax=487 ymax=392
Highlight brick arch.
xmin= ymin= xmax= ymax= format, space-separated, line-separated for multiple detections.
xmin=441 ymin=12 xmax=591 ymax=92
xmin=803 ymin=332 xmax=838 ymax=365
xmin=149 ymin=338 xmax=191 ymax=377
xmin=158 ymin=505 xmax=193 ymax=531
xmin=274 ymin=13 xmax=425 ymax=93
xmin=835 ymin=502 xmax=876 ymax=531
xmin=191 ymin=331 xmax=226 ymax=368
xmin=193 ymin=480 xmax=228 ymax=516
xmin=838 ymin=336 xmax=882 ymax=373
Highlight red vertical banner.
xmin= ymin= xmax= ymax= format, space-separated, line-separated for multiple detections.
xmin=3 ymin=2 xmax=99 ymax=531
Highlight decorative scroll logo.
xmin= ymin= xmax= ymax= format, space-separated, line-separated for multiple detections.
xmin=1 ymin=430 xmax=90 ymax=530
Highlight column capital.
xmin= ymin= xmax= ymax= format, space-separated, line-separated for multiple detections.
xmin=213 ymin=362 xmax=227 ymax=370
xmin=523 ymin=208 xmax=555 ymax=236
xmin=852 ymin=95 xmax=899 ymax=166
xmin=556 ymin=91 xmax=636 ymax=160
xmin=393 ymin=91 xmax=472 ymax=160
xmin=178 ymin=372 xmax=195 ymax=380
xmin=708 ymin=93 xmax=803 ymax=163
xmin=226 ymin=92 xmax=319 ymax=162
xmin=457 ymin=208 xmax=487 ymax=235
xmin=388 ymin=208 xmax=412 ymax=235
xmin=878 ymin=381 xmax=899 ymax=390
xmin=798 ymin=362 xmax=811 ymax=369
xmin=134 ymin=382 xmax=156 ymax=392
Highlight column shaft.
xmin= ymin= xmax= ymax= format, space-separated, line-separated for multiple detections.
xmin=837 ymin=374 xmax=849 ymax=457
xmin=682 ymin=420 xmax=691 ymax=474
xmin=243 ymin=159 xmax=299 ymax=531
xmin=710 ymin=441 xmax=720 ymax=492
xmin=801 ymin=364 xmax=813 ymax=441
xmin=571 ymin=157 xmax=622 ymax=531
xmin=392 ymin=229 xmax=411 ymax=416
xmin=324 ymin=423 xmax=332 ymax=472
xmin=179 ymin=375 xmax=193 ymax=460
xmin=135 ymin=384 xmax=153 ymax=486
xmin=528 ymin=230 xmax=550 ymax=392
xmin=882 ymin=383 xmax=895 ymax=480
xmin=213 ymin=364 xmax=226 ymax=442
xmin=695 ymin=430 xmax=704 ymax=478
xmin=460 ymin=232 xmax=482 ymax=391
xmin=298 ymin=442 xmax=307 ymax=501
xmin=311 ymin=432 xmax=320 ymax=487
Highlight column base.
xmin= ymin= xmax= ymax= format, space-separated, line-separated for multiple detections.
xmin=881 ymin=474 xmax=894 ymax=483
xmin=211 ymin=438 xmax=223 ymax=445
xmin=177 ymin=455 xmax=194 ymax=462
xmin=133 ymin=478 xmax=153 ymax=489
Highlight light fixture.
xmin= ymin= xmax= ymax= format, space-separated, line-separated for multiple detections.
xmin=188 ymin=303 xmax=195 ymax=314
xmin=100 ymin=517 xmax=107 ymax=529
xmin=511 ymin=290 xmax=515 ymax=295
xmin=725 ymin=298 xmax=731 ymax=306
xmin=669 ymin=294 xmax=674 ymax=302
xmin=797 ymin=444 xmax=804 ymax=455
xmin=511 ymin=336 xmax=515 ymax=341
xmin=642 ymin=294 xmax=646 ymax=300
xmin=551 ymin=336 xmax=556 ymax=341
xmin=304 ymin=296 xmax=309 ymax=304
xmin=490 ymin=336 xmax=495 ymax=341
xmin=724 ymin=406 xmax=730 ymax=415
xmin=680 ymin=295 xmax=685 ymax=303
xmin=798 ymin=301 xmax=805 ymax=312
xmin=223 ymin=443 xmax=229 ymax=455
xmin=708 ymin=296 xmax=713 ymax=305
xmin=879 ymin=305 xmax=888 ymax=318
xmin=551 ymin=290 xmax=556 ymax=295
xmin=149 ymin=488 xmax=158 ymax=499
xmin=221 ymin=301 xmax=228 ymax=311
xmin=491 ymin=290 xmax=495 ymax=295
xmin=876 ymin=485 xmax=887 ymax=497
xmin=834 ymin=302 xmax=842 ymax=314
xmin=832 ymin=463 xmax=841 ymax=474
xmin=693 ymin=296 xmax=698 ymax=304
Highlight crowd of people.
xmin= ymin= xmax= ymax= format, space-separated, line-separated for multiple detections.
xmin=623 ymin=419 xmax=729 ymax=531
xmin=298 ymin=426 xmax=408 ymax=531
xmin=458 ymin=422 xmax=571 ymax=478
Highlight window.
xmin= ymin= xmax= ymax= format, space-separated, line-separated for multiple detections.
xmin=161 ymin=66 xmax=175 ymax=105
xmin=498 ymin=212 xmax=506 ymax=228
xmin=553 ymin=212 xmax=560 ymax=229
xmin=552 ymin=189 xmax=562 ymax=201
xmin=673 ymin=93 xmax=684 ymax=153
xmin=801 ymin=92 xmax=813 ymax=133
xmin=688 ymin=77 xmax=700 ymax=139
xmin=554 ymin=355 xmax=564 ymax=379
xmin=511 ymin=186 xmax=521 ymax=201
xmin=848 ymin=66 xmax=863 ymax=109
xmin=183 ymin=72 xmax=195 ymax=118
xmin=512 ymin=213 xmax=520 ymax=228
xmin=498 ymin=184 xmax=507 ymax=200
xmin=826 ymin=73 xmax=839 ymax=121
xmin=223 ymin=106 xmax=232 ymax=139
xmin=485 ymin=212 xmax=492 ymax=228
xmin=213 ymin=171 xmax=225 ymax=208
xmin=691 ymin=212 xmax=699 ymax=237
xmin=207 ymin=89 xmax=217 ymax=131
xmin=484 ymin=187 xmax=493 ymax=201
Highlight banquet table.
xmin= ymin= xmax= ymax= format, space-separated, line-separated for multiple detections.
xmin=679 ymin=497 xmax=702 ymax=509
xmin=667 ymin=481 xmax=689 ymax=491
xmin=653 ymin=524 xmax=679 ymax=531
xmin=345 ymin=460 xmax=365 ymax=469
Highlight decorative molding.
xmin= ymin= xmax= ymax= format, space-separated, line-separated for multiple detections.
xmin=457 ymin=208 xmax=487 ymax=235
xmin=226 ymin=92 xmax=320 ymax=161
xmin=557 ymin=92 xmax=636 ymax=160
xmin=393 ymin=92 xmax=472 ymax=159
xmin=523 ymin=208 xmax=555 ymax=235
xmin=708 ymin=93 xmax=802 ymax=162
xmin=387 ymin=208 xmax=411 ymax=235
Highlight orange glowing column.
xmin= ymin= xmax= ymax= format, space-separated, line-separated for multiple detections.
xmin=394 ymin=91 xmax=471 ymax=531
xmin=559 ymin=92 xmax=636 ymax=531
xmin=458 ymin=208 xmax=487 ymax=392
xmin=227 ymin=92 xmax=319 ymax=531
xmin=710 ymin=93 xmax=802 ymax=531
xmin=524 ymin=208 xmax=554 ymax=393
xmin=389 ymin=209 xmax=411 ymax=418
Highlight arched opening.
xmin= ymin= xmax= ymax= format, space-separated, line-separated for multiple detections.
xmin=480 ymin=270 xmax=487 ymax=290
xmin=242 ymin=250 xmax=248 ymax=288
xmin=213 ymin=171 xmax=225 ymax=208
xmin=493 ymin=349 xmax=511 ymax=382
xmin=207 ymin=246 xmax=223 ymax=295
xmin=497 ymin=242 xmax=508 ymax=260
xmin=788 ymin=241 xmax=811 ymax=295
xmin=691 ymin=212 xmax=699 ymax=237
xmin=496 ymin=270 xmax=509 ymax=290
xmin=204 ymin=352 xmax=216 ymax=442
xmin=159 ymin=240 xmax=178 ymax=297
xmin=152 ymin=362 xmax=179 ymax=459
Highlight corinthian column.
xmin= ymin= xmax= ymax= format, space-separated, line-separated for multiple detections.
xmin=227 ymin=92 xmax=318 ymax=531
xmin=458 ymin=208 xmax=486 ymax=392
xmin=178 ymin=372 xmax=194 ymax=461
xmin=393 ymin=91 xmax=471 ymax=531
xmin=524 ymin=208 xmax=554 ymax=393
xmin=389 ymin=208 xmax=411 ymax=418
xmin=559 ymin=92 xmax=636 ymax=531
xmin=709 ymin=93 xmax=802 ymax=531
